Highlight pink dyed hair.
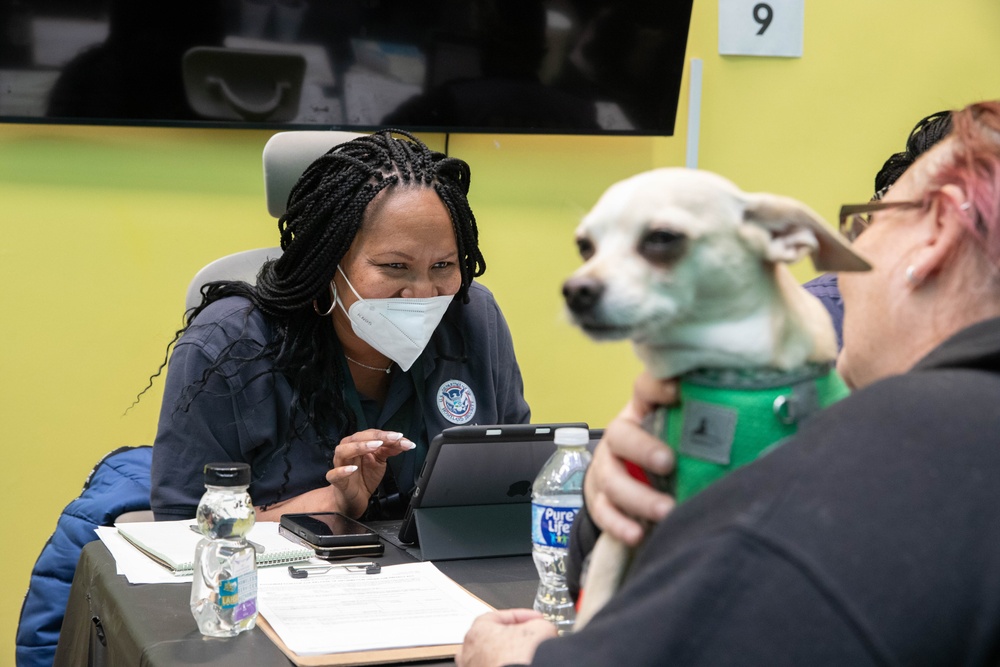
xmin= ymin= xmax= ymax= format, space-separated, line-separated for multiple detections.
xmin=928 ymin=101 xmax=1000 ymax=264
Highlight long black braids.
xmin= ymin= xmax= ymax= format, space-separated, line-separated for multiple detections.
xmin=152 ymin=129 xmax=485 ymax=505
xmin=874 ymin=110 xmax=953 ymax=199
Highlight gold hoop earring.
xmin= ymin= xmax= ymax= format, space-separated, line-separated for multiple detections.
xmin=312 ymin=282 xmax=337 ymax=317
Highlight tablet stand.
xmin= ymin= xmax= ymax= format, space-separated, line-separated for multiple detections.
xmin=413 ymin=504 xmax=532 ymax=561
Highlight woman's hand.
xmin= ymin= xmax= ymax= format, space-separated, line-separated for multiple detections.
xmin=254 ymin=429 xmax=415 ymax=521
xmin=325 ymin=429 xmax=416 ymax=518
xmin=455 ymin=610 xmax=557 ymax=667
xmin=584 ymin=372 xmax=679 ymax=546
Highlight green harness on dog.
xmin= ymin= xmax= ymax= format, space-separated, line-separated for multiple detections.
xmin=653 ymin=363 xmax=849 ymax=502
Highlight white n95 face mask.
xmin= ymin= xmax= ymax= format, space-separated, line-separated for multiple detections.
xmin=335 ymin=266 xmax=454 ymax=372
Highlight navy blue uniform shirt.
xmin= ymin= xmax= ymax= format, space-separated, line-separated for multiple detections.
xmin=151 ymin=282 xmax=530 ymax=519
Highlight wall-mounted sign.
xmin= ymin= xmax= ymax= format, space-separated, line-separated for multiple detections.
xmin=719 ymin=0 xmax=804 ymax=58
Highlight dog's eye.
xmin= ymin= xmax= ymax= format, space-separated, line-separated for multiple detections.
xmin=576 ymin=237 xmax=595 ymax=260
xmin=639 ymin=229 xmax=686 ymax=264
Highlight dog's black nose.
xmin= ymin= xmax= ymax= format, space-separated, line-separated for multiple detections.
xmin=562 ymin=277 xmax=604 ymax=313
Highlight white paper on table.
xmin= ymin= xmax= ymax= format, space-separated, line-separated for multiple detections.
xmin=257 ymin=561 xmax=494 ymax=656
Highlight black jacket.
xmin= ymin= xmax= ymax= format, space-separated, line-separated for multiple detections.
xmin=542 ymin=317 xmax=1000 ymax=666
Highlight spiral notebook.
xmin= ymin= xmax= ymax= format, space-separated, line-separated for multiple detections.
xmin=116 ymin=519 xmax=313 ymax=575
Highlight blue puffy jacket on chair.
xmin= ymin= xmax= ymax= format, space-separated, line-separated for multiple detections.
xmin=16 ymin=445 xmax=152 ymax=667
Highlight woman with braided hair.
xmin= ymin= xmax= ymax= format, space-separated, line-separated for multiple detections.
xmin=150 ymin=130 xmax=530 ymax=522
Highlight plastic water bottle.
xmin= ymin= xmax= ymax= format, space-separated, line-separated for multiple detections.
xmin=531 ymin=427 xmax=592 ymax=634
xmin=190 ymin=462 xmax=258 ymax=637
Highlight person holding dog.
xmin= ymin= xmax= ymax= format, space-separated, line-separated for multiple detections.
xmin=570 ymin=107 xmax=956 ymax=561
xmin=150 ymin=130 xmax=530 ymax=523
xmin=457 ymin=100 xmax=1000 ymax=666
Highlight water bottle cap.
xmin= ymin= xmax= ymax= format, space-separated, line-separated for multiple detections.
xmin=204 ymin=462 xmax=251 ymax=487
xmin=553 ymin=427 xmax=589 ymax=446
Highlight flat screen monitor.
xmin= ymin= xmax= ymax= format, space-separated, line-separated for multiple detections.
xmin=0 ymin=0 xmax=694 ymax=135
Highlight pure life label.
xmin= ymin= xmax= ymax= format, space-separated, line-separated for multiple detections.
xmin=531 ymin=503 xmax=580 ymax=548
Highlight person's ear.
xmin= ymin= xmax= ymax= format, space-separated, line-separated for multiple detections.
xmin=906 ymin=185 xmax=969 ymax=286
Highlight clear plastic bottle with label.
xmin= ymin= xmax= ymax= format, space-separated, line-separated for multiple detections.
xmin=531 ymin=427 xmax=592 ymax=634
xmin=190 ymin=462 xmax=259 ymax=637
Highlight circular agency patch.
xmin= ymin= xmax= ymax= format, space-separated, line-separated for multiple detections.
xmin=436 ymin=379 xmax=477 ymax=424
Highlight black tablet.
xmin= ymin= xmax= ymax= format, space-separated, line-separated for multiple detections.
xmin=397 ymin=423 xmax=600 ymax=546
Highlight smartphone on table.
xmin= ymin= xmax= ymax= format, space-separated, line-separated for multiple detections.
xmin=278 ymin=512 xmax=384 ymax=559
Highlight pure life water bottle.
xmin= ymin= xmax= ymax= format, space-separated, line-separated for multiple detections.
xmin=531 ymin=427 xmax=592 ymax=633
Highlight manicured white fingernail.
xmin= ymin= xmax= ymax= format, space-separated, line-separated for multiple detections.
xmin=400 ymin=438 xmax=416 ymax=450
xmin=366 ymin=440 xmax=383 ymax=449
xmin=385 ymin=431 xmax=403 ymax=441
xmin=342 ymin=465 xmax=358 ymax=473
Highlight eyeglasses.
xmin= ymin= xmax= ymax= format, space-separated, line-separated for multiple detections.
xmin=838 ymin=200 xmax=924 ymax=242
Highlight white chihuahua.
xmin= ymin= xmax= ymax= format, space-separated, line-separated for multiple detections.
xmin=563 ymin=168 xmax=870 ymax=629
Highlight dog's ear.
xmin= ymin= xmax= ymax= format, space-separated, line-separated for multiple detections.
xmin=742 ymin=193 xmax=871 ymax=272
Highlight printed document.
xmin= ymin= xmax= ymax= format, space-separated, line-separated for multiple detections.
xmin=257 ymin=561 xmax=493 ymax=655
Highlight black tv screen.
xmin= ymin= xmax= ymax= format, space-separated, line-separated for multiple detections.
xmin=0 ymin=0 xmax=693 ymax=135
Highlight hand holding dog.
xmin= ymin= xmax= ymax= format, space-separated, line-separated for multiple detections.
xmin=455 ymin=609 xmax=557 ymax=667
xmin=585 ymin=372 xmax=678 ymax=546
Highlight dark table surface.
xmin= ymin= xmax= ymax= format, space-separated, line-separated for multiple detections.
xmin=53 ymin=527 xmax=539 ymax=667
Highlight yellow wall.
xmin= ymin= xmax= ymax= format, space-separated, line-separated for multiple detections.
xmin=4 ymin=1 xmax=1000 ymax=659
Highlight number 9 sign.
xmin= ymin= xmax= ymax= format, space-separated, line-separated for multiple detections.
xmin=718 ymin=0 xmax=804 ymax=58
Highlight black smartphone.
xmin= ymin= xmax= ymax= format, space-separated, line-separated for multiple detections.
xmin=279 ymin=512 xmax=380 ymax=548
xmin=278 ymin=525 xmax=385 ymax=560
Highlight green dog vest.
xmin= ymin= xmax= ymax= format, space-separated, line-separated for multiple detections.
xmin=654 ymin=363 xmax=849 ymax=502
